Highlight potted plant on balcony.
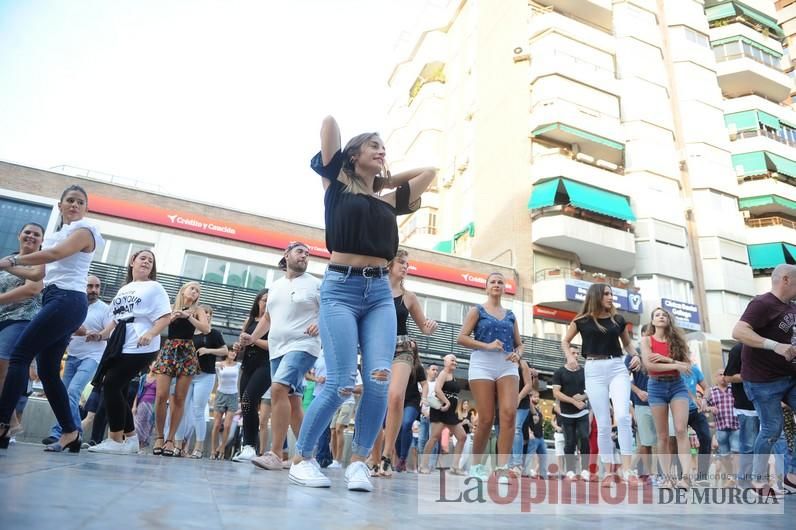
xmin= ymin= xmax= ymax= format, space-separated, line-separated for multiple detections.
xmin=572 ymin=267 xmax=585 ymax=279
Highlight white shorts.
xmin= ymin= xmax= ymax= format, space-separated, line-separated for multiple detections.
xmin=468 ymin=350 xmax=519 ymax=382
xmin=554 ymin=432 xmax=565 ymax=456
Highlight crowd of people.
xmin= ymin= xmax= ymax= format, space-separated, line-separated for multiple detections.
xmin=0 ymin=117 xmax=795 ymax=499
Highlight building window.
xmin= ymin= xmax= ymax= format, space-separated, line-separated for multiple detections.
xmin=713 ymin=38 xmax=781 ymax=69
xmin=416 ymin=295 xmax=471 ymax=325
xmin=94 ymin=237 xmax=151 ymax=267
xmin=181 ymin=252 xmax=277 ymax=290
xmin=0 ymin=197 xmax=52 ymax=259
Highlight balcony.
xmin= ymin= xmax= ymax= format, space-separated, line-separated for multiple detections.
xmin=737 ymin=175 xmax=796 ymax=207
xmin=529 ymin=99 xmax=624 ymax=166
xmin=714 ymin=50 xmax=791 ymax=101
xmin=745 ymin=215 xmax=796 ymax=245
xmin=532 ymin=267 xmax=642 ymax=317
xmin=534 ymin=0 xmax=613 ymax=31
xmin=528 ymin=49 xmax=618 ymax=96
xmin=89 ymin=262 xmax=567 ymax=374
xmin=530 ymin=151 xmax=623 ymax=185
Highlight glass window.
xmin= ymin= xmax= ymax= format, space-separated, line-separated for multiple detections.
xmin=0 ymin=197 xmax=53 ymax=259
xmin=226 ymin=261 xmax=248 ymax=287
xmin=425 ymin=298 xmax=442 ymax=322
xmin=182 ymin=251 xmax=281 ymax=290
xmin=248 ymin=265 xmax=268 ymax=290
xmin=100 ymin=237 xmax=152 ymax=267
xmin=182 ymin=254 xmax=205 ymax=280
xmin=204 ymin=257 xmax=227 ymax=284
xmin=446 ymin=301 xmax=465 ymax=325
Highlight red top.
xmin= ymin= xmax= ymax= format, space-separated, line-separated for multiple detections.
xmin=649 ymin=336 xmax=679 ymax=378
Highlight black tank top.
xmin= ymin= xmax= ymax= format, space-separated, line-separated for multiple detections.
xmin=168 ymin=310 xmax=196 ymax=340
xmin=242 ymin=319 xmax=269 ymax=368
xmin=395 ymin=295 xmax=409 ymax=336
xmin=518 ymin=365 xmax=530 ymax=410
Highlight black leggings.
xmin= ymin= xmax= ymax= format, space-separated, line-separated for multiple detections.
xmin=103 ymin=353 xmax=155 ymax=433
xmin=561 ymin=414 xmax=591 ymax=473
xmin=239 ymin=359 xmax=271 ymax=447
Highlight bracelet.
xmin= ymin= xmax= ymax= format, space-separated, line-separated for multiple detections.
xmin=762 ymin=339 xmax=779 ymax=351
xmin=7 ymin=255 xmax=17 ymax=267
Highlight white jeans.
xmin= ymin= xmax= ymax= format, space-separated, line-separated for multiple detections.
xmin=584 ymin=357 xmax=633 ymax=464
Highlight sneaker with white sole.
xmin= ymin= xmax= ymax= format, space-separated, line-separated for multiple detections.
xmin=328 ymin=460 xmax=342 ymax=469
xmin=232 ymin=445 xmax=256 ymax=462
xmin=289 ymin=459 xmax=331 ymax=488
xmin=88 ymin=438 xmax=127 ymax=454
xmin=345 ymin=461 xmax=374 ymax=492
xmin=123 ymin=435 xmax=140 ymax=455
xmin=580 ymin=470 xmax=592 ymax=481
xmin=565 ymin=471 xmax=576 ymax=480
xmin=252 ymin=451 xmax=283 ymax=471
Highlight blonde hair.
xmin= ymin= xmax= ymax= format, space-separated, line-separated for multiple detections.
xmin=388 ymin=248 xmax=410 ymax=291
xmin=339 ymin=133 xmax=390 ymax=195
xmin=174 ymin=281 xmax=201 ymax=311
xmin=644 ymin=307 xmax=690 ymax=363
xmin=573 ymin=282 xmax=616 ymax=332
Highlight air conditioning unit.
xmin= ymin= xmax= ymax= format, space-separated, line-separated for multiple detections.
xmin=512 ymin=46 xmax=530 ymax=63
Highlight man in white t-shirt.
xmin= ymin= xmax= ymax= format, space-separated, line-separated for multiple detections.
xmin=44 ymin=276 xmax=112 ymax=445
xmin=242 ymin=242 xmax=321 ymax=471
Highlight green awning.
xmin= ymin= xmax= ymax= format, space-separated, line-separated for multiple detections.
xmin=738 ymin=194 xmax=796 ymax=210
xmin=560 ymin=179 xmax=636 ymax=221
xmin=732 ymin=152 xmax=769 ymax=176
xmin=747 ymin=243 xmax=787 ymax=269
xmin=530 ymin=123 xmax=624 ymax=151
xmin=433 ymin=240 xmax=453 ymax=253
xmin=706 ymin=3 xmax=737 ymax=21
xmin=736 ymin=4 xmax=785 ymax=38
xmin=453 ymin=222 xmax=475 ymax=240
xmin=766 ymin=152 xmax=796 ymax=178
xmin=786 ymin=244 xmax=796 ymax=261
xmin=758 ymin=111 xmax=781 ymax=130
xmin=528 ymin=178 xmax=561 ymax=209
xmin=725 ymin=110 xmax=759 ymax=131
xmin=711 ymin=36 xmax=783 ymax=58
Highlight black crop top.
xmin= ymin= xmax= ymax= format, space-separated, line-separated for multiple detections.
xmin=311 ymin=150 xmax=419 ymax=261
xmin=168 ymin=313 xmax=196 ymax=340
xmin=575 ymin=314 xmax=627 ymax=357
xmin=395 ymin=295 xmax=409 ymax=336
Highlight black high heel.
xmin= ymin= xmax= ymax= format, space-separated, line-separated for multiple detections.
xmin=0 ymin=423 xmax=10 ymax=449
xmin=43 ymin=434 xmax=82 ymax=453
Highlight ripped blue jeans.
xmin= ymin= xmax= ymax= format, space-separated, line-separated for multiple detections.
xmin=295 ymin=268 xmax=395 ymax=459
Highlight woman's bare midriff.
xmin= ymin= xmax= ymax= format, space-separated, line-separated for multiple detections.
xmin=329 ymin=251 xmax=388 ymax=268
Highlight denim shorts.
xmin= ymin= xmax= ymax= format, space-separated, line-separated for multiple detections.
xmin=716 ymin=428 xmax=740 ymax=456
xmin=647 ymin=376 xmax=689 ymax=406
xmin=271 ymin=350 xmax=318 ymax=396
xmin=0 ymin=320 xmax=28 ymax=360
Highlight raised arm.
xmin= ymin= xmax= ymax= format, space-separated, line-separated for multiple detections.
xmin=321 ymin=115 xmax=341 ymax=166
xmin=0 ymin=228 xmax=95 ymax=273
xmin=383 ymin=167 xmax=437 ymax=205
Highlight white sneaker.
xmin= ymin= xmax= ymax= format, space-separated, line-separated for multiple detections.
xmin=345 ymin=461 xmax=374 ymax=492
xmin=88 ymin=438 xmax=127 ymax=454
xmin=123 ymin=435 xmax=140 ymax=455
xmin=289 ymin=460 xmax=331 ymax=488
xmin=328 ymin=460 xmax=342 ymax=469
xmin=580 ymin=470 xmax=591 ymax=481
xmin=565 ymin=471 xmax=576 ymax=480
xmin=232 ymin=445 xmax=256 ymax=462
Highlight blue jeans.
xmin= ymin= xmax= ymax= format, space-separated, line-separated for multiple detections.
xmin=511 ymin=408 xmax=530 ymax=467
xmin=397 ymin=404 xmax=420 ymax=460
xmin=0 ymin=286 xmax=88 ymax=431
xmin=49 ymin=356 xmax=99 ymax=438
xmin=419 ymin=414 xmax=440 ymax=468
xmin=295 ymin=269 xmax=395 ymax=459
xmin=743 ymin=377 xmax=796 ymax=480
xmin=176 ymin=372 xmax=215 ymax=442
xmin=525 ymin=437 xmax=548 ymax=475
xmin=0 ymin=320 xmax=29 ymax=360
xmin=737 ymin=414 xmax=760 ymax=482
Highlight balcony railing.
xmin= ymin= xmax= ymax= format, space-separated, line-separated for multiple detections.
xmin=733 ymin=127 xmax=796 ymax=147
xmin=90 ymin=262 xmax=570 ymax=374
xmin=715 ymin=50 xmax=782 ymax=71
xmin=534 ymin=266 xmax=636 ymax=290
xmin=532 ymin=205 xmax=633 ymax=233
xmin=746 ymin=215 xmax=796 ymax=229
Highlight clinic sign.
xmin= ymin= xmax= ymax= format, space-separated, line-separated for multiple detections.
xmin=661 ymin=298 xmax=701 ymax=331
xmin=564 ymin=279 xmax=643 ymax=313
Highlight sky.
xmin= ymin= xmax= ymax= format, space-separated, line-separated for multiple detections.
xmin=0 ymin=0 xmax=427 ymax=227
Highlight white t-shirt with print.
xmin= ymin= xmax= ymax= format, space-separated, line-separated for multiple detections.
xmin=266 ymin=273 xmax=321 ymax=360
xmin=110 ymin=280 xmax=172 ymax=355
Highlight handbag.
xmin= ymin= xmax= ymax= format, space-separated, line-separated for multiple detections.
xmin=427 ymin=393 xmax=443 ymax=410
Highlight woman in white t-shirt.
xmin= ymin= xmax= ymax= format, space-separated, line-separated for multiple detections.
xmin=0 ymin=185 xmax=104 ymax=452
xmin=211 ymin=349 xmax=240 ymax=459
xmin=86 ymin=249 xmax=172 ymax=455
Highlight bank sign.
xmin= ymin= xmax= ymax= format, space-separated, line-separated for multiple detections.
xmin=564 ymin=279 xmax=643 ymax=313
xmin=661 ymin=298 xmax=701 ymax=331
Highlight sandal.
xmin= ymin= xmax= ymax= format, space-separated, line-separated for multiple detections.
xmin=162 ymin=439 xmax=175 ymax=457
xmin=152 ymin=436 xmax=164 ymax=456
xmin=173 ymin=443 xmax=183 ymax=458
xmin=190 ymin=449 xmax=203 ymax=459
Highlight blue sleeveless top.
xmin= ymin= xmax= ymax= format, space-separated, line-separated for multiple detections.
xmin=473 ymin=305 xmax=515 ymax=353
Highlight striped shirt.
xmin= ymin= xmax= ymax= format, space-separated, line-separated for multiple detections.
xmin=709 ymin=385 xmax=739 ymax=431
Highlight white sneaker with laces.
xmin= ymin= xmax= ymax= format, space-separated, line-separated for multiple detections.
xmin=123 ymin=435 xmax=140 ymax=455
xmin=289 ymin=460 xmax=331 ymax=488
xmin=345 ymin=461 xmax=374 ymax=492
xmin=328 ymin=460 xmax=342 ymax=469
xmin=88 ymin=438 xmax=127 ymax=454
xmin=232 ymin=445 xmax=256 ymax=462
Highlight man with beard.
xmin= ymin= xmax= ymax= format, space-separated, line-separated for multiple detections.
xmin=241 ymin=242 xmax=322 ymax=471
xmin=43 ymin=275 xmax=111 ymax=445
